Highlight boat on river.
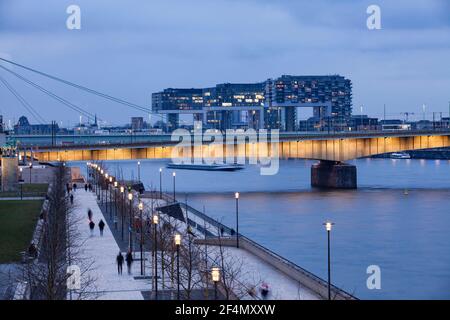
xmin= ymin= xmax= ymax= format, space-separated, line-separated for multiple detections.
xmin=166 ymin=163 xmax=244 ymax=171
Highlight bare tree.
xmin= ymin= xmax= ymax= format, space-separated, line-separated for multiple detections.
xmin=17 ymin=164 xmax=97 ymax=300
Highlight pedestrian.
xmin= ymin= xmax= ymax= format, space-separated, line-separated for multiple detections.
xmin=89 ymin=220 xmax=95 ymax=236
xmin=125 ymin=250 xmax=133 ymax=275
xmin=88 ymin=209 xmax=93 ymax=221
xmin=70 ymin=193 xmax=74 ymax=205
xmin=260 ymin=282 xmax=270 ymax=299
xmin=116 ymin=252 xmax=124 ymax=275
xmin=73 ymin=183 xmax=77 ymax=191
xmin=84 ymin=184 xmax=88 ymax=192
xmin=88 ymin=183 xmax=92 ymax=191
xmin=66 ymin=183 xmax=70 ymax=194
xmin=98 ymin=219 xmax=105 ymax=236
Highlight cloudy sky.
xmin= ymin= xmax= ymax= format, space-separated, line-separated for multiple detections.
xmin=0 ymin=0 xmax=449 ymax=127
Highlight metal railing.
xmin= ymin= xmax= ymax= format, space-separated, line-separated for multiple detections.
xmin=154 ymin=191 xmax=356 ymax=300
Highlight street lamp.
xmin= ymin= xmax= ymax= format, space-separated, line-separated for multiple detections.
xmin=108 ymin=176 xmax=113 ymax=219
xmin=128 ymin=192 xmax=133 ymax=252
xmin=174 ymin=234 xmax=182 ymax=300
xmin=153 ymin=214 xmax=159 ymax=300
xmin=138 ymin=202 xmax=144 ymax=276
xmin=114 ymin=181 xmax=118 ymax=229
xmin=19 ymin=168 xmax=24 ymax=200
xmin=104 ymin=173 xmax=109 ymax=209
xmin=172 ymin=172 xmax=176 ymax=202
xmin=235 ymin=192 xmax=239 ymax=248
xmin=323 ymin=221 xmax=335 ymax=300
xmin=137 ymin=161 xmax=141 ymax=182
xmin=28 ymin=162 xmax=33 ymax=184
xmin=120 ymin=186 xmax=125 ymax=240
xmin=211 ymin=267 xmax=220 ymax=300
xmin=159 ymin=168 xmax=163 ymax=199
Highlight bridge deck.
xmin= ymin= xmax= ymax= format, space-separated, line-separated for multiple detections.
xmin=24 ymin=130 xmax=450 ymax=162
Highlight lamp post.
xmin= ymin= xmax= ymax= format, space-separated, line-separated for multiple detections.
xmin=138 ymin=202 xmax=144 ymax=276
xmin=174 ymin=234 xmax=181 ymax=300
xmin=28 ymin=162 xmax=32 ymax=184
xmin=153 ymin=214 xmax=159 ymax=300
xmin=172 ymin=172 xmax=176 ymax=202
xmin=211 ymin=267 xmax=220 ymax=300
xmin=137 ymin=161 xmax=141 ymax=182
xmin=100 ymin=170 xmax=104 ymax=204
xmin=105 ymin=173 xmax=109 ymax=213
xmin=235 ymin=192 xmax=239 ymax=248
xmin=159 ymin=168 xmax=162 ymax=199
xmin=19 ymin=168 xmax=23 ymax=199
xmin=120 ymin=186 xmax=125 ymax=240
xmin=108 ymin=176 xmax=113 ymax=219
xmin=128 ymin=192 xmax=133 ymax=252
xmin=323 ymin=221 xmax=335 ymax=300
xmin=114 ymin=181 xmax=118 ymax=229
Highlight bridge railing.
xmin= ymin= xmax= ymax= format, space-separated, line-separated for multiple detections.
xmin=11 ymin=129 xmax=450 ymax=149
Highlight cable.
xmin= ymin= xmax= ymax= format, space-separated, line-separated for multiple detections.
xmin=0 ymin=64 xmax=97 ymax=122
xmin=0 ymin=74 xmax=46 ymax=124
xmin=0 ymin=57 xmax=156 ymax=114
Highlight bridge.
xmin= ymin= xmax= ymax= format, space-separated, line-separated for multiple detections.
xmin=15 ymin=129 xmax=450 ymax=189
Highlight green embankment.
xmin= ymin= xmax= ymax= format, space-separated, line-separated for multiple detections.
xmin=0 ymin=200 xmax=43 ymax=263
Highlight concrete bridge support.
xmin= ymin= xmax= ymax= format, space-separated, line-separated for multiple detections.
xmin=311 ymin=160 xmax=357 ymax=189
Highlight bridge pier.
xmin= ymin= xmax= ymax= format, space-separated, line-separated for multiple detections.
xmin=311 ymin=161 xmax=357 ymax=189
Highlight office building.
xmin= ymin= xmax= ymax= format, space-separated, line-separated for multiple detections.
xmin=152 ymin=75 xmax=352 ymax=131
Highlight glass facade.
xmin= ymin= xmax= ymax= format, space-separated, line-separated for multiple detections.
xmin=152 ymin=75 xmax=352 ymax=131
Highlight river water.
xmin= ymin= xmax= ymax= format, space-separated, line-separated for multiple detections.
xmin=74 ymin=158 xmax=450 ymax=300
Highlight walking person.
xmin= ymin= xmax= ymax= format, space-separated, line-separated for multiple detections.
xmin=126 ymin=250 xmax=133 ymax=275
xmin=84 ymin=184 xmax=88 ymax=192
xmin=116 ymin=252 xmax=124 ymax=275
xmin=73 ymin=183 xmax=77 ymax=192
xmin=98 ymin=219 xmax=105 ymax=236
xmin=88 ymin=209 xmax=93 ymax=221
xmin=70 ymin=193 xmax=74 ymax=205
xmin=88 ymin=183 xmax=92 ymax=192
xmin=89 ymin=220 xmax=95 ymax=236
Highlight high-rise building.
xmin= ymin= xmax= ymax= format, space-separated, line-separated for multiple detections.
xmin=151 ymin=75 xmax=352 ymax=131
xmin=152 ymin=88 xmax=203 ymax=131
xmin=265 ymin=75 xmax=352 ymax=131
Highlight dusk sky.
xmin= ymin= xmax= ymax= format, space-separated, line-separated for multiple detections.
xmin=1 ymin=0 xmax=449 ymax=127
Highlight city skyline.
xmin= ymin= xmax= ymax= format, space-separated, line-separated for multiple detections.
xmin=1 ymin=0 xmax=450 ymax=125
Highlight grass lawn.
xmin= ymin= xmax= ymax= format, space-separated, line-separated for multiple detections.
xmin=0 ymin=184 xmax=48 ymax=198
xmin=0 ymin=200 xmax=43 ymax=263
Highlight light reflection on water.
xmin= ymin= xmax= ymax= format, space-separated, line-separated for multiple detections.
xmin=74 ymin=158 xmax=450 ymax=299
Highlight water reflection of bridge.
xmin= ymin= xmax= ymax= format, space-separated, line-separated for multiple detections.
xmin=22 ymin=130 xmax=450 ymax=189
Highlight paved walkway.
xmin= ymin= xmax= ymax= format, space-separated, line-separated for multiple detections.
xmin=71 ymin=190 xmax=148 ymax=300
xmin=218 ymin=247 xmax=319 ymax=300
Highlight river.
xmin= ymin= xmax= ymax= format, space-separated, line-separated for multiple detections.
xmin=73 ymin=158 xmax=450 ymax=299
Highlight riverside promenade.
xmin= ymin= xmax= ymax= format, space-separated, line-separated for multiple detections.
xmin=71 ymin=183 xmax=354 ymax=300
xmin=71 ymin=189 xmax=146 ymax=300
